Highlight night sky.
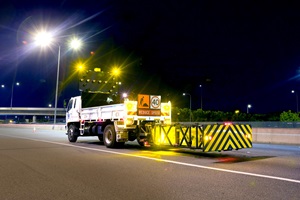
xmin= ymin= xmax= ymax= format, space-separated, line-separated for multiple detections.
xmin=0 ymin=0 xmax=300 ymax=114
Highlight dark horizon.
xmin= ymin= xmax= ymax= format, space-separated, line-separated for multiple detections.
xmin=0 ymin=0 xmax=299 ymax=114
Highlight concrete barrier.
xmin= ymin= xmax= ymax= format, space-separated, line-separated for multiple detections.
xmin=252 ymin=128 xmax=300 ymax=145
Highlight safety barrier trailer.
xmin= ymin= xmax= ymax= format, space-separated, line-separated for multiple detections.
xmin=144 ymin=123 xmax=252 ymax=152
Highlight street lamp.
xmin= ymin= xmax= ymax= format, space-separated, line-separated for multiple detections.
xmin=291 ymin=90 xmax=299 ymax=113
xmin=122 ymin=93 xmax=128 ymax=101
xmin=10 ymin=82 xmax=20 ymax=109
xmin=247 ymin=104 xmax=252 ymax=114
xmin=34 ymin=31 xmax=82 ymax=124
xmin=1 ymin=82 xmax=20 ymax=109
xmin=199 ymin=85 xmax=203 ymax=110
xmin=183 ymin=93 xmax=192 ymax=122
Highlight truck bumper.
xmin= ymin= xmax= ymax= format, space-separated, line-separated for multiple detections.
xmin=116 ymin=130 xmax=128 ymax=142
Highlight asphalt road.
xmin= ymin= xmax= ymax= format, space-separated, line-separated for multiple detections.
xmin=0 ymin=126 xmax=299 ymax=200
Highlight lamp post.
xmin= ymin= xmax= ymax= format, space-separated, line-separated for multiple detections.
xmin=291 ymin=90 xmax=299 ymax=113
xmin=10 ymin=82 xmax=20 ymax=109
xmin=1 ymin=82 xmax=20 ymax=108
xmin=199 ymin=84 xmax=203 ymax=110
xmin=183 ymin=93 xmax=192 ymax=122
xmin=247 ymin=104 xmax=251 ymax=114
xmin=53 ymin=45 xmax=61 ymax=124
xmin=34 ymin=31 xmax=82 ymax=124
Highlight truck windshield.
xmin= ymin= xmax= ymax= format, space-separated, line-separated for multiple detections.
xmin=66 ymin=99 xmax=73 ymax=112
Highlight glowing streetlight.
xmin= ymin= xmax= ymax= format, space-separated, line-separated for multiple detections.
xmin=69 ymin=37 xmax=82 ymax=50
xmin=291 ymin=90 xmax=299 ymax=113
xmin=247 ymin=104 xmax=252 ymax=114
xmin=183 ymin=93 xmax=192 ymax=122
xmin=76 ymin=62 xmax=85 ymax=72
xmin=122 ymin=93 xmax=128 ymax=101
xmin=34 ymin=31 xmax=53 ymax=47
xmin=111 ymin=67 xmax=121 ymax=100
xmin=34 ymin=30 xmax=83 ymax=124
xmin=112 ymin=67 xmax=121 ymax=76
xmin=78 ymin=65 xmax=84 ymax=71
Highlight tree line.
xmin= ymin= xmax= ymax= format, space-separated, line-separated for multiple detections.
xmin=172 ymin=108 xmax=300 ymax=122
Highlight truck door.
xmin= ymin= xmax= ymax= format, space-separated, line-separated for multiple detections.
xmin=66 ymin=98 xmax=80 ymax=123
xmin=66 ymin=99 xmax=73 ymax=123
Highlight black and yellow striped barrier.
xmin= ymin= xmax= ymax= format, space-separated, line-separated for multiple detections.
xmin=148 ymin=123 xmax=252 ymax=152
xmin=202 ymin=124 xmax=252 ymax=152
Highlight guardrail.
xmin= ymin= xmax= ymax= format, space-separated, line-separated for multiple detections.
xmin=242 ymin=121 xmax=300 ymax=128
xmin=175 ymin=122 xmax=300 ymax=128
xmin=0 ymin=107 xmax=66 ymax=116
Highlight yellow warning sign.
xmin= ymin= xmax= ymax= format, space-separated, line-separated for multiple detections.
xmin=138 ymin=94 xmax=150 ymax=109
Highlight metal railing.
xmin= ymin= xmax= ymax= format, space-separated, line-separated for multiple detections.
xmin=236 ymin=121 xmax=300 ymax=128
xmin=176 ymin=121 xmax=300 ymax=128
xmin=0 ymin=107 xmax=66 ymax=116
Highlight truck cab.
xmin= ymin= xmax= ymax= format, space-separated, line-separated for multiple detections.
xmin=66 ymin=96 xmax=81 ymax=123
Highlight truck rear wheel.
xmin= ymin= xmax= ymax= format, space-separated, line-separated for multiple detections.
xmin=104 ymin=125 xmax=116 ymax=148
xmin=68 ymin=124 xmax=78 ymax=143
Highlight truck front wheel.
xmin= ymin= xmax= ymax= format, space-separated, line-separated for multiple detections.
xmin=104 ymin=125 xmax=116 ymax=148
xmin=68 ymin=124 xmax=78 ymax=143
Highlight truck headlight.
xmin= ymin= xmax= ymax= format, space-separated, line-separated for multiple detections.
xmin=125 ymin=118 xmax=134 ymax=125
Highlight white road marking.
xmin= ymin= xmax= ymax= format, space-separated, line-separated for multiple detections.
xmin=2 ymin=133 xmax=300 ymax=184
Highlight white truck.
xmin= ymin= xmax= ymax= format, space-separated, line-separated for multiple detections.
xmin=66 ymin=92 xmax=171 ymax=148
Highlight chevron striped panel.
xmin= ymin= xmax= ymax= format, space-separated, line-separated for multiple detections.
xmin=202 ymin=124 xmax=252 ymax=152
